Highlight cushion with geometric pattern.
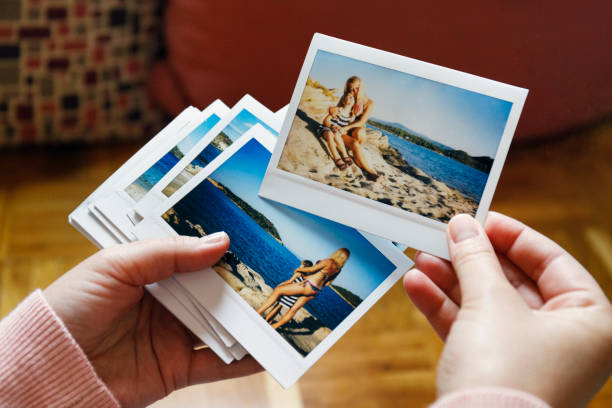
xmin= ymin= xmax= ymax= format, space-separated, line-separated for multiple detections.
xmin=0 ymin=0 xmax=163 ymax=146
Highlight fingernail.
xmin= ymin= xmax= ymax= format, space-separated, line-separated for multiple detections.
xmin=449 ymin=214 xmax=479 ymax=243
xmin=200 ymin=231 xmax=228 ymax=245
xmin=414 ymin=250 xmax=436 ymax=264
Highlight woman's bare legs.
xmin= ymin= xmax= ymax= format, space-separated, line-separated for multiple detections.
xmin=343 ymin=128 xmax=378 ymax=176
xmin=265 ymin=304 xmax=282 ymax=322
xmin=257 ymin=291 xmax=280 ymax=315
xmin=271 ymin=296 xmax=314 ymax=330
xmin=256 ymin=282 xmax=313 ymax=315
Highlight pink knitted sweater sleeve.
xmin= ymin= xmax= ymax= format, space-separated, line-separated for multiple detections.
xmin=430 ymin=387 xmax=552 ymax=408
xmin=0 ymin=290 xmax=119 ymax=407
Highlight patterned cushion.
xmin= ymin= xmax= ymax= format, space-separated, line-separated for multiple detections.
xmin=0 ymin=0 xmax=163 ymax=146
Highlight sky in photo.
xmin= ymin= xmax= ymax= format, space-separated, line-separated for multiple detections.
xmin=176 ymin=114 xmax=221 ymax=154
xmin=178 ymin=109 xmax=278 ymax=155
xmin=208 ymin=139 xmax=395 ymax=299
xmin=308 ymin=50 xmax=513 ymax=158
xmin=222 ymin=109 xmax=278 ymax=141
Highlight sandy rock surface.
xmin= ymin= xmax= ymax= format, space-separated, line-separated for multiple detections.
xmin=162 ymin=163 xmax=202 ymax=197
xmin=215 ymin=258 xmax=332 ymax=356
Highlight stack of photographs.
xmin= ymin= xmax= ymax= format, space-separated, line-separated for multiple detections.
xmin=70 ymin=34 xmax=527 ymax=388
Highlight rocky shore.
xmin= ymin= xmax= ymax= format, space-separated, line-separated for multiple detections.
xmin=162 ymin=209 xmax=332 ymax=356
xmin=278 ymin=80 xmax=478 ymax=222
xmin=215 ymin=253 xmax=332 ymax=356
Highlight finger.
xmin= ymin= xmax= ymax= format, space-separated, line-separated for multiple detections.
xmin=414 ymin=251 xmax=461 ymax=304
xmin=188 ymin=350 xmax=262 ymax=385
xmin=403 ymin=269 xmax=459 ymax=340
xmin=447 ymin=214 xmax=520 ymax=307
xmin=415 ymin=249 xmax=544 ymax=309
xmin=497 ymin=252 xmax=544 ymax=309
xmin=485 ymin=212 xmax=606 ymax=303
xmin=94 ymin=232 xmax=230 ymax=286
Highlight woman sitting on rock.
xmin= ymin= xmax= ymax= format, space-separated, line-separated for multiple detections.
xmin=256 ymin=248 xmax=350 ymax=330
xmin=321 ymin=76 xmax=380 ymax=181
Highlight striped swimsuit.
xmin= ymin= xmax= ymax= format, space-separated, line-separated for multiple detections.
xmin=318 ymin=112 xmax=355 ymax=136
xmin=277 ymin=276 xmax=323 ymax=309
xmin=277 ymin=276 xmax=304 ymax=309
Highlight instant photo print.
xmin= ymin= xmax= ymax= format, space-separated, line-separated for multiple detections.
xmin=132 ymin=95 xmax=283 ymax=219
xmin=134 ymin=125 xmax=412 ymax=387
xmin=69 ymin=106 xmax=202 ymax=248
xmin=93 ymin=100 xmax=230 ymax=241
xmin=79 ymin=100 xmax=289 ymax=354
xmin=67 ymin=32 xmax=531 ymax=391
xmin=68 ymin=107 xmax=241 ymax=363
xmin=260 ymin=33 xmax=528 ymax=259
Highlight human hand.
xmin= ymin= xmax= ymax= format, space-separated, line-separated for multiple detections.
xmin=403 ymin=213 xmax=612 ymax=408
xmin=44 ymin=232 xmax=261 ymax=408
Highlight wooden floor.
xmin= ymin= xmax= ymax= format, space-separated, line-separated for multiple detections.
xmin=1 ymin=120 xmax=611 ymax=407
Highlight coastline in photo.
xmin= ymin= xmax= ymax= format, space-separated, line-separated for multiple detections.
xmin=162 ymin=139 xmax=396 ymax=356
xmin=160 ymin=109 xmax=278 ymax=197
xmin=124 ymin=113 xmax=222 ymax=201
xmin=278 ymin=50 xmax=513 ymax=223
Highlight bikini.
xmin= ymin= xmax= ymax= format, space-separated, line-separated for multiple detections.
xmin=302 ymin=266 xmax=333 ymax=296
xmin=277 ymin=276 xmax=304 ymax=309
xmin=302 ymin=279 xmax=322 ymax=296
xmin=277 ymin=266 xmax=328 ymax=308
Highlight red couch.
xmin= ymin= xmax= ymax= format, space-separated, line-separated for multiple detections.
xmin=150 ymin=1 xmax=611 ymax=140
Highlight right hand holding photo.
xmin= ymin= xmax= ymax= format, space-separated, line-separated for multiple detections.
xmin=403 ymin=212 xmax=612 ymax=408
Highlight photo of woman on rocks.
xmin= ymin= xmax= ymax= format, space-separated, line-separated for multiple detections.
xmin=257 ymin=249 xmax=350 ymax=330
xmin=278 ymin=50 xmax=514 ymax=223
xmin=163 ymin=138 xmax=396 ymax=356
xmin=319 ymin=76 xmax=379 ymax=180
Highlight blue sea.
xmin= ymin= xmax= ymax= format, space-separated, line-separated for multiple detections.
xmin=133 ymin=151 xmax=181 ymax=191
xmin=191 ymin=144 xmax=221 ymax=169
xmin=368 ymin=125 xmax=489 ymax=202
xmin=169 ymin=178 xmax=355 ymax=330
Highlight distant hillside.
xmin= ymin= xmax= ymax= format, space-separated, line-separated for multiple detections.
xmin=170 ymin=146 xmax=185 ymax=159
xmin=211 ymin=131 xmax=233 ymax=151
xmin=370 ymin=117 xmax=442 ymax=146
xmin=367 ymin=119 xmax=494 ymax=173
xmin=329 ymin=284 xmax=362 ymax=308
xmin=208 ymin=179 xmax=283 ymax=242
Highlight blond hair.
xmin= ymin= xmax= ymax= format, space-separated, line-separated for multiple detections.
xmin=329 ymin=248 xmax=350 ymax=271
xmin=341 ymin=76 xmax=366 ymax=116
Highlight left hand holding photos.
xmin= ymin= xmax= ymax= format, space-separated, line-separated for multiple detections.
xmin=403 ymin=212 xmax=612 ymax=408
xmin=44 ymin=233 xmax=261 ymax=408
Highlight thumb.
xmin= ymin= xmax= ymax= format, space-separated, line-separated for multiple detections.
xmin=447 ymin=214 xmax=516 ymax=307
xmin=94 ymin=232 xmax=230 ymax=286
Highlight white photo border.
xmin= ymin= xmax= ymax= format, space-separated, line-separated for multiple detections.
xmin=259 ymin=33 xmax=528 ymax=260
xmin=68 ymin=104 xmax=236 ymax=362
xmin=132 ymin=95 xmax=283 ymax=220
xmin=69 ymin=106 xmax=201 ymax=248
xmin=92 ymin=101 xmax=230 ymax=241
